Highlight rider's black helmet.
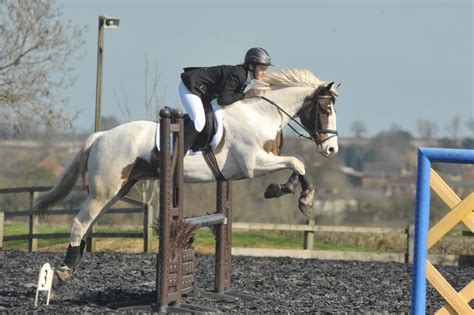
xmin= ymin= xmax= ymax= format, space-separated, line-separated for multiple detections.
xmin=244 ymin=47 xmax=272 ymax=66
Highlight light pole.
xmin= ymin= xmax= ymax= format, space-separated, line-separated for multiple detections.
xmin=89 ymin=16 xmax=119 ymax=252
xmin=94 ymin=15 xmax=120 ymax=132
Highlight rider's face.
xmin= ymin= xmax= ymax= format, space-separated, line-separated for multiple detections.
xmin=254 ymin=65 xmax=268 ymax=80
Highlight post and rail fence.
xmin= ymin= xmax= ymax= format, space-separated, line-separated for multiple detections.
xmin=0 ymin=186 xmax=153 ymax=253
xmin=0 ymin=186 xmax=471 ymax=265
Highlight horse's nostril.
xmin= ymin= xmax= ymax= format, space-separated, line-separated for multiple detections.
xmin=328 ymin=147 xmax=334 ymax=153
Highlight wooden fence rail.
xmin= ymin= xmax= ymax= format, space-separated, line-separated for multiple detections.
xmin=0 ymin=186 xmax=154 ymax=253
xmin=0 ymin=186 xmax=471 ymax=265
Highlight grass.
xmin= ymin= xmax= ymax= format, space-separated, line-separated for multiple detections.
xmin=2 ymin=223 xmax=381 ymax=253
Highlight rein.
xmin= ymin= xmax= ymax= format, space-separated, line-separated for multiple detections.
xmin=260 ymin=94 xmax=338 ymax=145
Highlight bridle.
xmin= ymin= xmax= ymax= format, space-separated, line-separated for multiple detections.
xmin=260 ymin=89 xmax=338 ymax=146
xmin=308 ymin=94 xmax=338 ymax=145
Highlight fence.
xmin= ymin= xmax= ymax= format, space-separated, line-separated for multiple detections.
xmin=0 ymin=186 xmax=471 ymax=265
xmin=0 ymin=186 xmax=154 ymax=252
xmin=231 ymin=222 xmax=471 ymax=264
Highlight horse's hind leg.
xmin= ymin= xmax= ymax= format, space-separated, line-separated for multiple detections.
xmin=52 ymin=176 xmax=138 ymax=290
xmin=52 ymin=195 xmax=113 ymax=288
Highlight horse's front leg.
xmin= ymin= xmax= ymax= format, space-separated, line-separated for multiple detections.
xmin=264 ymin=171 xmax=315 ymax=217
xmin=248 ymin=152 xmax=315 ymax=215
xmin=297 ymin=174 xmax=315 ymax=217
xmin=264 ymin=171 xmax=300 ymax=199
xmin=249 ymin=152 xmax=306 ymax=177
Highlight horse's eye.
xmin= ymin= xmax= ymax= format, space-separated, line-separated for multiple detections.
xmin=320 ymin=106 xmax=331 ymax=115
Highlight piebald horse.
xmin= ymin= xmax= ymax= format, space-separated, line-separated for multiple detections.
xmin=35 ymin=68 xmax=339 ymax=288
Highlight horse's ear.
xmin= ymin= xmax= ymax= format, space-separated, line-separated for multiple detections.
xmin=326 ymin=82 xmax=334 ymax=91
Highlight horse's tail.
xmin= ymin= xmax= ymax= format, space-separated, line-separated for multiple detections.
xmin=35 ymin=132 xmax=104 ymax=216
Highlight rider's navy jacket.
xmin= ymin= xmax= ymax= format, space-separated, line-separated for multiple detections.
xmin=181 ymin=65 xmax=248 ymax=106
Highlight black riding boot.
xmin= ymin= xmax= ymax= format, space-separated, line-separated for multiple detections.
xmin=183 ymin=122 xmax=200 ymax=153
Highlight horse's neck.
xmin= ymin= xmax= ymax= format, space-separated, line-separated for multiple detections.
xmin=220 ymin=87 xmax=310 ymax=143
xmin=240 ymin=87 xmax=310 ymax=128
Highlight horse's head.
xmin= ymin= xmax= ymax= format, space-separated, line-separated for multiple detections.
xmin=247 ymin=69 xmax=339 ymax=157
xmin=298 ymin=82 xmax=339 ymax=157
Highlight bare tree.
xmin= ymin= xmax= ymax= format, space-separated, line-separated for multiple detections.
xmin=465 ymin=117 xmax=474 ymax=136
xmin=0 ymin=0 xmax=84 ymax=133
xmin=100 ymin=116 xmax=121 ymax=131
xmin=350 ymin=120 xmax=367 ymax=138
xmin=416 ymin=119 xmax=438 ymax=139
xmin=133 ymin=57 xmax=163 ymax=205
xmin=447 ymin=116 xmax=461 ymax=141
xmin=143 ymin=56 xmax=162 ymax=120
xmin=115 ymin=56 xmax=163 ymax=123
xmin=114 ymin=57 xmax=164 ymax=205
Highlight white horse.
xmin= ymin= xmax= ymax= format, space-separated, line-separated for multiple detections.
xmin=35 ymin=68 xmax=339 ymax=288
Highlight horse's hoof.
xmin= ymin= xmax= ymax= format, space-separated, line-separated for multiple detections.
xmin=298 ymin=204 xmax=311 ymax=217
xmin=298 ymin=188 xmax=315 ymax=217
xmin=264 ymin=184 xmax=282 ymax=199
xmin=52 ymin=265 xmax=74 ymax=290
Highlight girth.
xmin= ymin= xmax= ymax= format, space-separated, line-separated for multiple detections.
xmin=183 ymin=104 xmax=226 ymax=181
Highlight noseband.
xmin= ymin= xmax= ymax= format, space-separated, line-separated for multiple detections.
xmin=260 ymin=91 xmax=338 ymax=146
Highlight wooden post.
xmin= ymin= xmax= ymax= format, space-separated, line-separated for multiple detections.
xmin=28 ymin=191 xmax=38 ymax=252
xmin=215 ymin=180 xmax=233 ymax=293
xmin=157 ymin=110 xmax=172 ymax=310
xmin=405 ymin=224 xmax=414 ymax=264
xmin=0 ymin=211 xmax=4 ymax=249
xmin=304 ymin=218 xmax=315 ymax=250
xmin=144 ymin=204 xmax=154 ymax=253
xmin=86 ymin=227 xmax=96 ymax=252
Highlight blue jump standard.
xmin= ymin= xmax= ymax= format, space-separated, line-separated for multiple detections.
xmin=412 ymin=147 xmax=474 ymax=315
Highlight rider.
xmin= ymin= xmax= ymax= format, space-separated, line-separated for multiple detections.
xmin=179 ymin=47 xmax=272 ymax=153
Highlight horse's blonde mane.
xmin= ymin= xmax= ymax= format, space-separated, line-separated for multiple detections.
xmin=251 ymin=68 xmax=323 ymax=94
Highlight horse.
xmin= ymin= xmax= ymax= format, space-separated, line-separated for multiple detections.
xmin=35 ymin=68 xmax=340 ymax=288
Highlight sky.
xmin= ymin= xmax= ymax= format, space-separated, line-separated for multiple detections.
xmin=58 ymin=0 xmax=473 ymax=138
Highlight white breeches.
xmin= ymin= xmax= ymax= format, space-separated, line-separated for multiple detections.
xmin=210 ymin=99 xmax=223 ymax=149
xmin=178 ymin=81 xmax=224 ymax=149
xmin=156 ymin=96 xmax=224 ymax=154
xmin=179 ymin=81 xmax=205 ymax=132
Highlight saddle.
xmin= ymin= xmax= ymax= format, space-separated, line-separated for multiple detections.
xmin=184 ymin=106 xmax=218 ymax=152
xmin=163 ymin=104 xmax=225 ymax=181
